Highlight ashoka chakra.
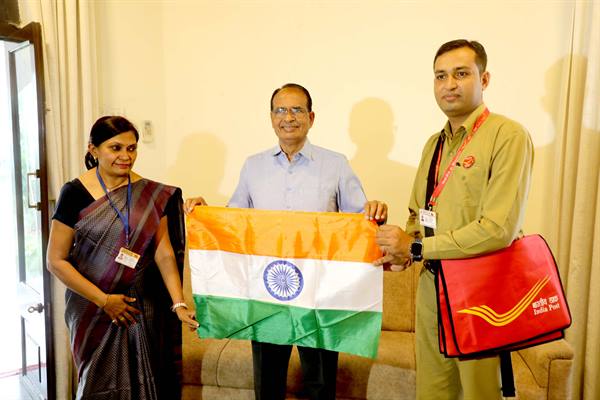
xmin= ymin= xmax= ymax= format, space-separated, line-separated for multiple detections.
xmin=263 ymin=260 xmax=304 ymax=301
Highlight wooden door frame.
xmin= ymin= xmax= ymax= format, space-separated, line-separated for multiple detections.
xmin=0 ymin=21 xmax=55 ymax=400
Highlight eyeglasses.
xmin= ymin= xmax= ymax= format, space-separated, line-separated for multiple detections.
xmin=272 ymin=107 xmax=308 ymax=117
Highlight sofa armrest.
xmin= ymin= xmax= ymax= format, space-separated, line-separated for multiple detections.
xmin=514 ymin=339 xmax=574 ymax=399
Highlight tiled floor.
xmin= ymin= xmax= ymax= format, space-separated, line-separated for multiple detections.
xmin=0 ymin=375 xmax=35 ymax=400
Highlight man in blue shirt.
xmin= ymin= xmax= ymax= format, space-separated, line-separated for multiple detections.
xmin=186 ymin=83 xmax=387 ymax=399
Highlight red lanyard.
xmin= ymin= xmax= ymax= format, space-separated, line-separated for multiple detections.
xmin=428 ymin=108 xmax=489 ymax=208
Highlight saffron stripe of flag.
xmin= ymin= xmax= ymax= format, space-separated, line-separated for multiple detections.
xmin=187 ymin=206 xmax=383 ymax=359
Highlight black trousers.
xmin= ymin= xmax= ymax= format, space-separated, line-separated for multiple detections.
xmin=251 ymin=341 xmax=339 ymax=400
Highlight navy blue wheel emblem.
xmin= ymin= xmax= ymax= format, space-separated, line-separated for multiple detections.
xmin=263 ymin=260 xmax=304 ymax=301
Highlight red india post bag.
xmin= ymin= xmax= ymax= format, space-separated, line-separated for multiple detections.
xmin=436 ymin=234 xmax=571 ymax=358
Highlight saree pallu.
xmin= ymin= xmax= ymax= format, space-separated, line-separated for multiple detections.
xmin=65 ymin=179 xmax=185 ymax=400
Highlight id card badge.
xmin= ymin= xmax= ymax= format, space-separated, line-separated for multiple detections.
xmin=419 ymin=208 xmax=437 ymax=229
xmin=115 ymin=247 xmax=140 ymax=269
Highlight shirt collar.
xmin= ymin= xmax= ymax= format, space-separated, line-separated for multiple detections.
xmin=270 ymin=139 xmax=315 ymax=161
xmin=442 ymin=103 xmax=488 ymax=140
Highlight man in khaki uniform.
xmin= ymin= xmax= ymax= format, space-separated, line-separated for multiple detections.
xmin=374 ymin=40 xmax=533 ymax=399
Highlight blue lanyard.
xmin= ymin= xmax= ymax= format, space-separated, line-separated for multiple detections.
xmin=96 ymin=168 xmax=132 ymax=247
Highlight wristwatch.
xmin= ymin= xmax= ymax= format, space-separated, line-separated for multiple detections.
xmin=410 ymin=238 xmax=423 ymax=262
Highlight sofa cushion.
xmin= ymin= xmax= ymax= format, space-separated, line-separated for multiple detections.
xmin=375 ymin=330 xmax=416 ymax=370
xmin=381 ymin=265 xmax=420 ymax=331
xmin=366 ymin=364 xmax=416 ymax=400
xmin=203 ymin=339 xmax=254 ymax=389
xmin=202 ymin=386 xmax=255 ymax=400
xmin=337 ymin=330 xmax=415 ymax=398
xmin=182 ymin=322 xmax=221 ymax=386
xmin=195 ymin=330 xmax=416 ymax=398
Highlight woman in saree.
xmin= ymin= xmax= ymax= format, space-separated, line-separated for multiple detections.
xmin=47 ymin=116 xmax=199 ymax=400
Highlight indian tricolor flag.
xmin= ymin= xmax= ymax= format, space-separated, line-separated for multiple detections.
xmin=187 ymin=206 xmax=383 ymax=359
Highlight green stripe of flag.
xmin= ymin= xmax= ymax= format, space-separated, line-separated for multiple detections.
xmin=194 ymin=295 xmax=382 ymax=359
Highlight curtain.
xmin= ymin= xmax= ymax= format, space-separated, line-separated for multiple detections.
xmin=549 ymin=1 xmax=600 ymax=399
xmin=20 ymin=0 xmax=97 ymax=196
xmin=19 ymin=1 xmax=98 ymax=398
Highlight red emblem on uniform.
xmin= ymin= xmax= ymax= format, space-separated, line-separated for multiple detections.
xmin=462 ymin=155 xmax=475 ymax=168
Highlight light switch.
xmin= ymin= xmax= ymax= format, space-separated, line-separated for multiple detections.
xmin=142 ymin=120 xmax=154 ymax=143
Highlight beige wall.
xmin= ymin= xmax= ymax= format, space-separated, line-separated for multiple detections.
xmin=95 ymin=0 xmax=573 ymax=230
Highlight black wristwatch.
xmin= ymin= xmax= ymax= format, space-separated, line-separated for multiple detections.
xmin=410 ymin=238 xmax=423 ymax=262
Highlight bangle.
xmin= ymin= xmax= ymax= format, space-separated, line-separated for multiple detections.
xmin=101 ymin=294 xmax=110 ymax=309
xmin=170 ymin=302 xmax=188 ymax=312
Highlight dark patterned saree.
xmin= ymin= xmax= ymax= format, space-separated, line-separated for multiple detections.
xmin=65 ymin=179 xmax=185 ymax=400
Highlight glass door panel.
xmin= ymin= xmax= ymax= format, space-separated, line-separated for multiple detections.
xmin=2 ymin=20 xmax=53 ymax=400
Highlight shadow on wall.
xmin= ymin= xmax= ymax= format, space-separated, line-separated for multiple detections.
xmin=348 ymin=97 xmax=417 ymax=226
xmin=166 ymin=133 xmax=229 ymax=206
xmin=524 ymin=56 xmax=564 ymax=236
xmin=528 ymin=54 xmax=599 ymax=239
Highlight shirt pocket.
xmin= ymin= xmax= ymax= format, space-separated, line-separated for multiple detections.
xmin=446 ymin=162 xmax=487 ymax=207
xmin=300 ymin=180 xmax=337 ymax=212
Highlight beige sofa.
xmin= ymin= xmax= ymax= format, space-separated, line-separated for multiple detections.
xmin=182 ymin=264 xmax=574 ymax=399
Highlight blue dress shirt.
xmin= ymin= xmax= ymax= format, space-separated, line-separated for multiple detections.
xmin=228 ymin=140 xmax=367 ymax=212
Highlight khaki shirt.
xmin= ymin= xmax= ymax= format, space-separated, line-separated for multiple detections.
xmin=406 ymin=104 xmax=534 ymax=260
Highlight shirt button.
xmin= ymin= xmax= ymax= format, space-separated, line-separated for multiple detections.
xmin=288 ymin=169 xmax=293 ymax=174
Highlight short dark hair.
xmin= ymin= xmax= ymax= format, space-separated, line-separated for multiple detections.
xmin=84 ymin=116 xmax=139 ymax=170
xmin=434 ymin=39 xmax=487 ymax=73
xmin=270 ymin=83 xmax=313 ymax=112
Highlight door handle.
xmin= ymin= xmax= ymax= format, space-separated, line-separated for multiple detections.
xmin=27 ymin=303 xmax=44 ymax=313
xmin=27 ymin=170 xmax=41 ymax=210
